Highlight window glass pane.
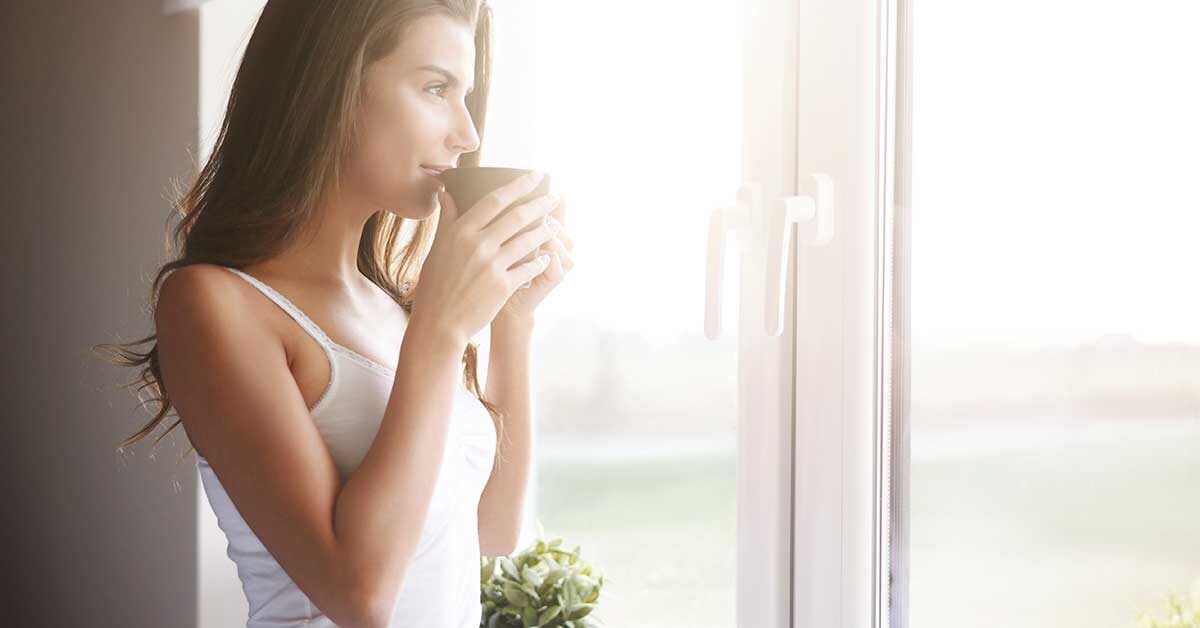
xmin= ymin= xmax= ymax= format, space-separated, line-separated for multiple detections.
xmin=912 ymin=2 xmax=1200 ymax=626
xmin=484 ymin=1 xmax=743 ymax=626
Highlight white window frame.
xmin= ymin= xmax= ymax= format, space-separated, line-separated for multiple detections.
xmin=731 ymin=0 xmax=908 ymax=626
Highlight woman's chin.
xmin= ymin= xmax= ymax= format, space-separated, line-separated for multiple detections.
xmin=384 ymin=194 xmax=439 ymax=220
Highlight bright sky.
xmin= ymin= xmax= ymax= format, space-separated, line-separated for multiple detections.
xmin=484 ymin=0 xmax=743 ymax=344
xmin=912 ymin=0 xmax=1200 ymax=349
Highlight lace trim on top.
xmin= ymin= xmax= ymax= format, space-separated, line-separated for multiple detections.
xmin=329 ymin=344 xmax=396 ymax=378
xmin=222 ymin=267 xmax=397 ymax=379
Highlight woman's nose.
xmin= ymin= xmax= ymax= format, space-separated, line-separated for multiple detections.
xmin=451 ymin=127 xmax=480 ymax=155
xmin=450 ymin=107 xmax=481 ymax=154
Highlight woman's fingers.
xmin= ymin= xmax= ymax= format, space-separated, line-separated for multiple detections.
xmin=486 ymin=193 xmax=561 ymax=248
xmin=498 ymin=219 xmax=559 ymax=270
xmin=547 ymin=216 xmax=572 ymax=251
xmin=514 ymin=251 xmax=553 ymax=290
xmin=545 ymin=234 xmax=574 ymax=271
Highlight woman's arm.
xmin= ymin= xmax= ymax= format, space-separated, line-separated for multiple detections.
xmin=478 ymin=317 xmax=536 ymax=556
xmin=330 ymin=312 xmax=469 ymax=627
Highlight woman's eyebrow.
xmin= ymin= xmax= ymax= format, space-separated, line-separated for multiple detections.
xmin=417 ymin=64 xmax=474 ymax=92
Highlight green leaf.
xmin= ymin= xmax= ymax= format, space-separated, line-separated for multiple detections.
xmin=564 ymin=577 xmax=577 ymax=608
xmin=568 ymin=603 xmax=596 ymax=619
xmin=570 ymin=574 xmax=591 ymax=588
xmin=536 ymin=604 xmax=562 ymax=626
xmin=541 ymin=568 xmax=567 ymax=591
xmin=517 ymin=581 xmax=541 ymax=604
xmin=521 ymin=605 xmax=537 ymax=627
xmin=522 ymin=564 xmax=544 ymax=589
xmin=502 ymin=582 xmax=530 ymax=607
xmin=500 ymin=556 xmax=520 ymax=580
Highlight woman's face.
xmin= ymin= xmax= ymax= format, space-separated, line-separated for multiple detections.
xmin=347 ymin=14 xmax=480 ymax=219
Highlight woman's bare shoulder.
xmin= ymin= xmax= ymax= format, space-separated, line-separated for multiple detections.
xmin=156 ymin=263 xmax=276 ymax=343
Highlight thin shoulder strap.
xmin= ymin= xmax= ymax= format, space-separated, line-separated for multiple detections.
xmin=222 ymin=266 xmax=334 ymax=351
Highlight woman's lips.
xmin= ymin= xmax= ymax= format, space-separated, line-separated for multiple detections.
xmin=420 ymin=164 xmax=451 ymax=176
xmin=420 ymin=167 xmax=447 ymax=189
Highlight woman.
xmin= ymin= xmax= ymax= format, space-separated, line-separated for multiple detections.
xmin=93 ymin=1 xmax=573 ymax=626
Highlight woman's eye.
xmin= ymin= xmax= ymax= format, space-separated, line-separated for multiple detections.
xmin=426 ymin=84 xmax=448 ymax=98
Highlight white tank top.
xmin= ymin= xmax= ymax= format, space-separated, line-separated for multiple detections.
xmin=193 ymin=266 xmax=497 ymax=628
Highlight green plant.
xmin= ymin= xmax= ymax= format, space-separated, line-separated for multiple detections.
xmin=480 ymin=522 xmax=608 ymax=628
xmin=1137 ymin=578 xmax=1200 ymax=628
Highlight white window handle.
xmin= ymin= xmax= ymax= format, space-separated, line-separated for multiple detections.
xmin=765 ymin=173 xmax=835 ymax=336
xmin=704 ymin=184 xmax=756 ymax=340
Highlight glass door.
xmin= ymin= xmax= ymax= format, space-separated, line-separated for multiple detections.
xmin=481 ymin=0 xmax=802 ymax=626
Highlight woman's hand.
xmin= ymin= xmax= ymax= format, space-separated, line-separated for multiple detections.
xmin=409 ymin=172 xmax=561 ymax=346
xmin=492 ymin=194 xmax=574 ymax=328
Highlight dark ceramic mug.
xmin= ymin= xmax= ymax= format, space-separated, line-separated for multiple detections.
xmin=437 ymin=166 xmax=552 ymax=268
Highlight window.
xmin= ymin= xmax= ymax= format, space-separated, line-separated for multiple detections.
xmin=909 ymin=2 xmax=1200 ymax=626
xmin=482 ymin=2 xmax=746 ymax=626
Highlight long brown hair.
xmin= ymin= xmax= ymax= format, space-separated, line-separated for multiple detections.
xmin=91 ymin=0 xmax=511 ymax=465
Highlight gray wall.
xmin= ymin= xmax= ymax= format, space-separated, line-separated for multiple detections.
xmin=1 ymin=2 xmax=201 ymax=626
